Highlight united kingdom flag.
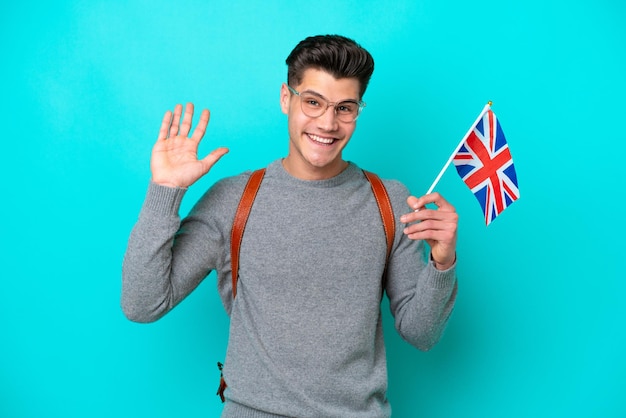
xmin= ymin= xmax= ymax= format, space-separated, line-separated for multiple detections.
xmin=453 ymin=109 xmax=519 ymax=225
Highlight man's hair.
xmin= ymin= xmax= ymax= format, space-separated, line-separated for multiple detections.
xmin=286 ymin=35 xmax=375 ymax=99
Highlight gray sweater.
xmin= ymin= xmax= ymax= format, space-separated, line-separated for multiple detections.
xmin=122 ymin=160 xmax=457 ymax=417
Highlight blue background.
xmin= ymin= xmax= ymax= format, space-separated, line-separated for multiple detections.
xmin=2 ymin=1 xmax=624 ymax=417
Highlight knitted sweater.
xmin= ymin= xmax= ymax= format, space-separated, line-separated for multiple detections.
xmin=122 ymin=160 xmax=457 ymax=417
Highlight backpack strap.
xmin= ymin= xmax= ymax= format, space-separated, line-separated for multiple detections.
xmin=230 ymin=168 xmax=266 ymax=298
xmin=229 ymin=168 xmax=395 ymax=299
xmin=362 ymin=171 xmax=395 ymax=268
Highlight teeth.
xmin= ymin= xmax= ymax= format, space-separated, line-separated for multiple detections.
xmin=309 ymin=134 xmax=334 ymax=144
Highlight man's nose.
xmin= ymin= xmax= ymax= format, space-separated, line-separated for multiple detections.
xmin=317 ymin=104 xmax=339 ymax=130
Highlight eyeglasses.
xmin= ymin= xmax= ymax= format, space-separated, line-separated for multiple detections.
xmin=287 ymin=85 xmax=366 ymax=123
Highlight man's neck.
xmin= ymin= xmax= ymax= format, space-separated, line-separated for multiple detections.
xmin=281 ymin=158 xmax=348 ymax=181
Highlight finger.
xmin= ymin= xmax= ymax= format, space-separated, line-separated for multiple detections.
xmin=406 ymin=196 xmax=424 ymax=212
xmin=199 ymin=147 xmax=229 ymax=171
xmin=404 ymin=214 xmax=457 ymax=233
xmin=402 ymin=195 xmax=441 ymax=223
xmin=168 ymin=104 xmax=183 ymax=137
xmin=404 ymin=219 xmax=458 ymax=246
xmin=402 ymin=208 xmax=454 ymax=224
xmin=158 ymin=110 xmax=172 ymax=141
xmin=190 ymin=109 xmax=211 ymax=143
xmin=403 ymin=211 xmax=458 ymax=233
xmin=408 ymin=193 xmax=456 ymax=213
xmin=179 ymin=103 xmax=194 ymax=137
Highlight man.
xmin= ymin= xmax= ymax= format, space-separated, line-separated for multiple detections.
xmin=122 ymin=34 xmax=458 ymax=417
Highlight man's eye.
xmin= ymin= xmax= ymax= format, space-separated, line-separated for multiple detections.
xmin=305 ymin=98 xmax=321 ymax=107
xmin=337 ymin=103 xmax=356 ymax=113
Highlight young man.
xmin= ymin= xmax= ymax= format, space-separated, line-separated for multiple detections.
xmin=122 ymin=35 xmax=458 ymax=417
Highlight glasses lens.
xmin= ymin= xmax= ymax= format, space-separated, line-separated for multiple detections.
xmin=336 ymin=101 xmax=360 ymax=122
xmin=299 ymin=93 xmax=326 ymax=118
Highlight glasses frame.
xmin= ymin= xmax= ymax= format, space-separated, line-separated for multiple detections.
xmin=287 ymin=85 xmax=366 ymax=122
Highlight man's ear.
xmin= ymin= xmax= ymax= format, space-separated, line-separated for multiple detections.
xmin=280 ymin=83 xmax=290 ymax=115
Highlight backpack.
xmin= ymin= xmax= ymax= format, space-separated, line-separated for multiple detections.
xmin=217 ymin=168 xmax=395 ymax=402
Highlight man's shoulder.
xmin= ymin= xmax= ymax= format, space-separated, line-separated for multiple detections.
xmin=383 ymin=178 xmax=410 ymax=198
xmin=212 ymin=169 xmax=256 ymax=191
xmin=357 ymin=168 xmax=412 ymax=217
xmin=358 ymin=167 xmax=410 ymax=196
xmin=190 ymin=169 xmax=262 ymax=217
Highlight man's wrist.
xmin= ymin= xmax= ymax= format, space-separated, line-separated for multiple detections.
xmin=431 ymin=253 xmax=456 ymax=271
xmin=151 ymin=178 xmax=188 ymax=189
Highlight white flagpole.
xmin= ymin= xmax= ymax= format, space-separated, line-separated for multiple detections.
xmin=425 ymin=101 xmax=493 ymax=195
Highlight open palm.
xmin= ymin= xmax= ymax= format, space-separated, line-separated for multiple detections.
xmin=151 ymin=103 xmax=228 ymax=188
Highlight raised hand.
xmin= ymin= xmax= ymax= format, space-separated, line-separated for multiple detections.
xmin=400 ymin=193 xmax=458 ymax=270
xmin=150 ymin=103 xmax=229 ymax=188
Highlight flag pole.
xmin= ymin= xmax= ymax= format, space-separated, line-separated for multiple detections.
xmin=425 ymin=101 xmax=493 ymax=195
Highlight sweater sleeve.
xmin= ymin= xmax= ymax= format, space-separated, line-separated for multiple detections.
xmin=121 ymin=181 xmax=231 ymax=323
xmin=383 ymin=181 xmax=458 ymax=351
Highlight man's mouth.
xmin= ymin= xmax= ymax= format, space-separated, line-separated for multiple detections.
xmin=307 ymin=133 xmax=336 ymax=145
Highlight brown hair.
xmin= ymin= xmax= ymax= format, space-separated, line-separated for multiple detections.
xmin=285 ymin=35 xmax=375 ymax=99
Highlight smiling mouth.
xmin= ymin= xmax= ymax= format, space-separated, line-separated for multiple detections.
xmin=308 ymin=133 xmax=336 ymax=145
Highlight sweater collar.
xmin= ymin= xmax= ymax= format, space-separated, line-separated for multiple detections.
xmin=267 ymin=159 xmax=360 ymax=188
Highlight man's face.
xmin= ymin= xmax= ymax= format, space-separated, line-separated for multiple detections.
xmin=280 ymin=68 xmax=361 ymax=180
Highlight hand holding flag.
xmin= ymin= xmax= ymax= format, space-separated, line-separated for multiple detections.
xmin=401 ymin=102 xmax=518 ymax=269
xmin=401 ymin=193 xmax=458 ymax=270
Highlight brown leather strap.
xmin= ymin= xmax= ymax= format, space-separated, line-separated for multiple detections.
xmin=229 ymin=168 xmax=395 ymax=299
xmin=362 ymin=170 xmax=395 ymax=266
xmin=230 ymin=168 xmax=266 ymax=298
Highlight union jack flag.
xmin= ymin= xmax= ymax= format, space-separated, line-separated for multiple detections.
xmin=453 ymin=109 xmax=519 ymax=225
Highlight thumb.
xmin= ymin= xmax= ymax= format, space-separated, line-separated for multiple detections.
xmin=406 ymin=196 xmax=423 ymax=211
xmin=199 ymin=147 xmax=229 ymax=171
